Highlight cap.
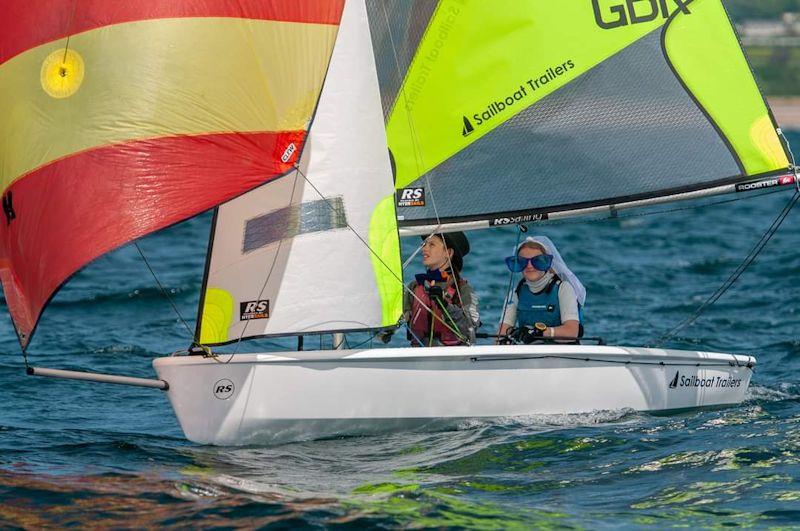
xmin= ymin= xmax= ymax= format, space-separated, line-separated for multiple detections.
xmin=421 ymin=231 xmax=470 ymax=258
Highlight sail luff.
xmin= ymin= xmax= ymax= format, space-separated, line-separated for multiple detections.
xmin=193 ymin=207 xmax=219 ymax=345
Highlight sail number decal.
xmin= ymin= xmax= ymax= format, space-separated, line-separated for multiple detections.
xmin=592 ymin=0 xmax=692 ymax=30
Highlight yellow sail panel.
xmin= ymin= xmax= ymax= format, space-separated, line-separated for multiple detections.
xmin=0 ymin=17 xmax=338 ymax=189
xmin=387 ymin=0 xmax=678 ymax=189
xmin=663 ymin=0 xmax=789 ymax=174
xmin=369 ymin=195 xmax=403 ymax=326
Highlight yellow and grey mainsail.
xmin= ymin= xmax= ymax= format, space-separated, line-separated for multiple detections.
xmin=367 ymin=0 xmax=793 ymax=231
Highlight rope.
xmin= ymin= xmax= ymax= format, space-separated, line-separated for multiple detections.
xmin=61 ymin=0 xmax=78 ymax=62
xmin=379 ymin=3 xmax=475 ymax=342
xmin=777 ymin=127 xmax=800 ymax=194
xmin=653 ymin=189 xmax=800 ymax=347
xmin=498 ymin=226 xmax=525 ymax=332
xmin=134 ymin=242 xmax=194 ymax=338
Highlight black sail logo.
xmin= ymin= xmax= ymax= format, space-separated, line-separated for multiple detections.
xmin=592 ymin=0 xmax=692 ymax=30
xmin=462 ymin=116 xmax=475 ymax=137
xmin=669 ymin=371 xmax=679 ymax=389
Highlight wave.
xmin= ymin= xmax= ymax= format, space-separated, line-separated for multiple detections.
xmin=746 ymin=384 xmax=800 ymax=403
xmin=48 ymin=285 xmax=197 ymax=308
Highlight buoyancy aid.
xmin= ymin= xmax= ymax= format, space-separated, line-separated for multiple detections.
xmin=516 ymin=276 xmax=584 ymax=334
xmin=408 ymin=280 xmax=467 ymax=347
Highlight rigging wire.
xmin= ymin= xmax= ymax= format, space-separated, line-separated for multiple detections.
xmin=292 ymin=164 xmax=467 ymax=342
xmin=497 ymin=225 xmax=526 ymax=335
xmin=228 ymin=172 xmax=303 ymax=359
xmin=134 ymin=242 xmax=194 ymax=338
xmin=654 ymin=131 xmax=799 ymax=346
xmin=61 ymin=0 xmax=78 ymax=62
xmin=653 ymin=188 xmax=800 ymax=347
xmin=778 ymin=127 xmax=800 ymax=194
xmin=379 ymin=3 xmax=476 ymax=339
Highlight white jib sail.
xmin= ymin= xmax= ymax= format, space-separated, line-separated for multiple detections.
xmin=196 ymin=0 xmax=402 ymax=345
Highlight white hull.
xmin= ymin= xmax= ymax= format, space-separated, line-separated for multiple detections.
xmin=153 ymin=345 xmax=754 ymax=446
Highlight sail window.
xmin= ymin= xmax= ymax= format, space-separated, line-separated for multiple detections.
xmin=242 ymin=197 xmax=348 ymax=253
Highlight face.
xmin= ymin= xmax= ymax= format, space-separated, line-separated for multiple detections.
xmin=422 ymin=236 xmax=453 ymax=270
xmin=519 ymin=246 xmax=547 ymax=281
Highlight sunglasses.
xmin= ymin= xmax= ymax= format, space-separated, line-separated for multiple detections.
xmin=505 ymin=254 xmax=553 ymax=273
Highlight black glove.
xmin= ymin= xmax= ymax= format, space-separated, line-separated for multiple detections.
xmin=518 ymin=323 xmax=547 ymax=344
xmin=498 ymin=328 xmax=516 ymax=345
xmin=377 ymin=329 xmax=394 ymax=344
xmin=426 ymin=284 xmax=445 ymax=307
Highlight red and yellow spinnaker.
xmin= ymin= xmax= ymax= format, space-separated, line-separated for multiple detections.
xmin=0 ymin=0 xmax=345 ymax=348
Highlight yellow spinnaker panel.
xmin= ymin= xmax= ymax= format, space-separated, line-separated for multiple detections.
xmin=1 ymin=17 xmax=338 ymax=189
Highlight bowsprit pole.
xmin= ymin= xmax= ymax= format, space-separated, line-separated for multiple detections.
xmin=27 ymin=366 xmax=168 ymax=390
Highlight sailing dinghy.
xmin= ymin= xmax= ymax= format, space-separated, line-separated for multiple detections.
xmin=2 ymin=0 xmax=795 ymax=444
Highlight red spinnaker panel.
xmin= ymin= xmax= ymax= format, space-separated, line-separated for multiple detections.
xmin=0 ymin=132 xmax=305 ymax=346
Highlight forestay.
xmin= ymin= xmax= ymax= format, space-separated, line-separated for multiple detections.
xmin=366 ymin=0 xmax=792 ymax=231
xmin=196 ymin=0 xmax=403 ymax=345
xmin=0 ymin=0 xmax=346 ymax=349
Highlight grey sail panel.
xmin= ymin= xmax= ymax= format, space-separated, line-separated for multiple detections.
xmin=394 ymin=30 xmax=741 ymax=225
xmin=366 ymin=0 xmax=439 ymax=121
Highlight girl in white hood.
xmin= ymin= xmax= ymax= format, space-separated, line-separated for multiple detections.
xmin=498 ymin=236 xmax=585 ymax=342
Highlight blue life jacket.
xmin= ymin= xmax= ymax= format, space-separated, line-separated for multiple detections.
xmin=515 ymin=277 xmax=584 ymax=335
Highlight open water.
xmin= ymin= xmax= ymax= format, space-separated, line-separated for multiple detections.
xmin=0 ymin=132 xmax=798 ymax=528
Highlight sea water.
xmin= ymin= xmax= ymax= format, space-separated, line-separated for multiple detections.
xmin=0 ymin=132 xmax=798 ymax=527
